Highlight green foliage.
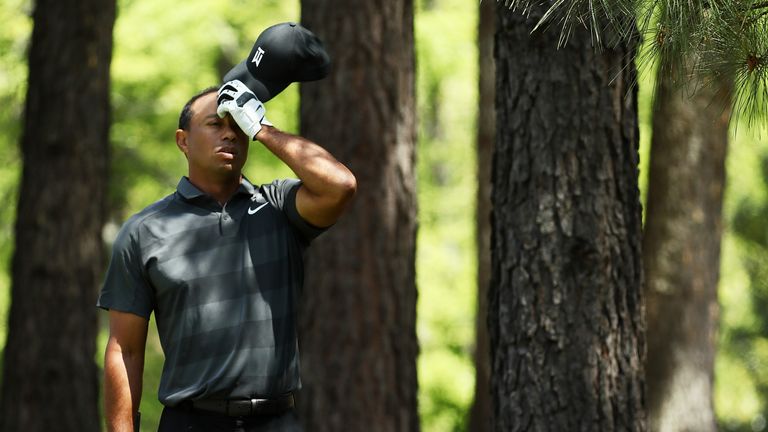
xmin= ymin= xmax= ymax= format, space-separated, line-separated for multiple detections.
xmin=636 ymin=35 xmax=658 ymax=219
xmin=497 ymin=0 xmax=768 ymax=126
xmin=711 ymin=118 xmax=768 ymax=428
xmin=722 ymin=150 xmax=768 ymax=429
xmin=717 ymin=233 xmax=766 ymax=430
xmin=0 ymin=0 xmax=30 ymax=348
xmin=415 ymin=0 xmax=479 ymax=430
xmin=646 ymin=0 xmax=768 ymax=124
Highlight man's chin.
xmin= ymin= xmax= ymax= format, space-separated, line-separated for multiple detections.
xmin=218 ymin=159 xmax=245 ymax=171
xmin=210 ymin=164 xmax=243 ymax=180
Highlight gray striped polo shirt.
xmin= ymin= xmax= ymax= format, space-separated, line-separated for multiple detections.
xmin=98 ymin=176 xmax=324 ymax=406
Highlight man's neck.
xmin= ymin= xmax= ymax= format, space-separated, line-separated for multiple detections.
xmin=187 ymin=173 xmax=242 ymax=206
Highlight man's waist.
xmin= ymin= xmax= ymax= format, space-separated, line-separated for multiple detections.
xmin=186 ymin=393 xmax=295 ymax=417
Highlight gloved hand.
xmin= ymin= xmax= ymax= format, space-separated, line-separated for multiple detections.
xmin=217 ymin=80 xmax=272 ymax=140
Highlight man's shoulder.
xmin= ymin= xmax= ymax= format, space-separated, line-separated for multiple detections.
xmin=114 ymin=193 xmax=178 ymax=244
xmin=257 ymin=178 xmax=300 ymax=190
xmin=127 ymin=192 xmax=178 ymax=225
xmin=257 ymin=178 xmax=301 ymax=208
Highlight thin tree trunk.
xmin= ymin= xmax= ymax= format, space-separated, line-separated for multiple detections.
xmin=0 ymin=0 xmax=115 ymax=430
xmin=469 ymin=1 xmax=494 ymax=431
xmin=297 ymin=1 xmax=419 ymax=431
xmin=490 ymin=4 xmax=646 ymax=430
xmin=643 ymin=63 xmax=732 ymax=432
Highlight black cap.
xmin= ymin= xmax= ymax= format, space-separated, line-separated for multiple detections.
xmin=222 ymin=22 xmax=331 ymax=103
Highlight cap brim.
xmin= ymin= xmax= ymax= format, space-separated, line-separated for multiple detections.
xmin=222 ymin=61 xmax=290 ymax=103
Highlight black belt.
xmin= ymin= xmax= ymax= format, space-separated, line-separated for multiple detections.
xmin=189 ymin=393 xmax=295 ymax=417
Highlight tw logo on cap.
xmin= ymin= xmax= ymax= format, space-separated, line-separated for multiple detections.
xmin=251 ymin=47 xmax=265 ymax=67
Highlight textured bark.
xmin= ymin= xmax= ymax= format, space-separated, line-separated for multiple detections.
xmin=643 ymin=63 xmax=731 ymax=432
xmin=490 ymin=4 xmax=646 ymax=431
xmin=469 ymin=1 xmax=494 ymax=431
xmin=297 ymin=1 xmax=419 ymax=431
xmin=0 ymin=0 xmax=115 ymax=431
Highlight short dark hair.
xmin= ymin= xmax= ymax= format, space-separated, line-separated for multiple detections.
xmin=178 ymin=86 xmax=219 ymax=130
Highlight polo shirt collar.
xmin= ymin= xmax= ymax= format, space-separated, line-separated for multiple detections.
xmin=238 ymin=177 xmax=257 ymax=196
xmin=176 ymin=176 xmax=257 ymax=201
xmin=177 ymin=177 xmax=205 ymax=200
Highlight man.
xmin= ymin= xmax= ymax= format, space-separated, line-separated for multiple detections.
xmin=98 ymin=79 xmax=356 ymax=431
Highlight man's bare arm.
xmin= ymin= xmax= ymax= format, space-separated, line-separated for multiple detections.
xmin=104 ymin=310 xmax=149 ymax=432
xmin=255 ymin=126 xmax=357 ymax=228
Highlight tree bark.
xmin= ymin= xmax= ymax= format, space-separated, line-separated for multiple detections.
xmin=469 ymin=1 xmax=494 ymax=431
xmin=490 ymin=4 xmax=646 ymax=431
xmin=297 ymin=1 xmax=419 ymax=431
xmin=0 ymin=0 xmax=115 ymax=431
xmin=643 ymin=63 xmax=731 ymax=432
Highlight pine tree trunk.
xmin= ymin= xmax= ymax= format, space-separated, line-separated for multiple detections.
xmin=0 ymin=0 xmax=115 ymax=430
xmin=469 ymin=1 xmax=494 ymax=431
xmin=490 ymin=5 xmax=646 ymax=431
xmin=297 ymin=1 xmax=419 ymax=431
xmin=643 ymin=63 xmax=731 ymax=432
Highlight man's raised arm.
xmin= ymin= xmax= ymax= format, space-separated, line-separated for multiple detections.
xmin=255 ymin=125 xmax=356 ymax=228
xmin=217 ymin=79 xmax=356 ymax=228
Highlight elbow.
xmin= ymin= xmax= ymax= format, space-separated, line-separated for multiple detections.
xmin=339 ymin=171 xmax=357 ymax=200
xmin=333 ymin=171 xmax=357 ymax=207
xmin=307 ymin=169 xmax=357 ymax=218
xmin=326 ymin=171 xmax=356 ymax=212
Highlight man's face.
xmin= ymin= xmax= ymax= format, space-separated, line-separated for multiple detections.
xmin=177 ymin=92 xmax=249 ymax=181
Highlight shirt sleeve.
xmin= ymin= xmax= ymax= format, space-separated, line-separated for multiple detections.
xmin=96 ymin=219 xmax=154 ymax=319
xmin=260 ymin=179 xmax=328 ymax=242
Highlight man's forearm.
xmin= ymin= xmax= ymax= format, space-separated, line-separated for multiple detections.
xmin=104 ymin=342 xmax=144 ymax=432
xmin=255 ymin=126 xmax=356 ymax=200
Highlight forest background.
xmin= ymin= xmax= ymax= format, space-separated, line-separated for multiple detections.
xmin=0 ymin=0 xmax=767 ymax=430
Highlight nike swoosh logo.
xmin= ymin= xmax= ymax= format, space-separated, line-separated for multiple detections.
xmin=248 ymin=202 xmax=269 ymax=215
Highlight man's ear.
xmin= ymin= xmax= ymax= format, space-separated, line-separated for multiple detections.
xmin=175 ymin=129 xmax=188 ymax=155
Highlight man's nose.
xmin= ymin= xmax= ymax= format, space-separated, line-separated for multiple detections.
xmin=222 ymin=117 xmax=240 ymax=139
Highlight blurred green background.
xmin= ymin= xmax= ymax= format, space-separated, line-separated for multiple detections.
xmin=0 ymin=0 xmax=767 ymax=430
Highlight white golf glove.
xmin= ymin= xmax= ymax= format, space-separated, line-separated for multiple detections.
xmin=217 ymin=80 xmax=272 ymax=140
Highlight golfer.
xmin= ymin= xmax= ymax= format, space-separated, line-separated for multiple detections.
xmin=98 ymin=23 xmax=355 ymax=432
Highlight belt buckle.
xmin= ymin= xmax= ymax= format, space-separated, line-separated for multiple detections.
xmin=251 ymin=398 xmax=268 ymax=415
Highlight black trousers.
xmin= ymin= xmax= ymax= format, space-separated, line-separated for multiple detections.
xmin=157 ymin=406 xmax=304 ymax=432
